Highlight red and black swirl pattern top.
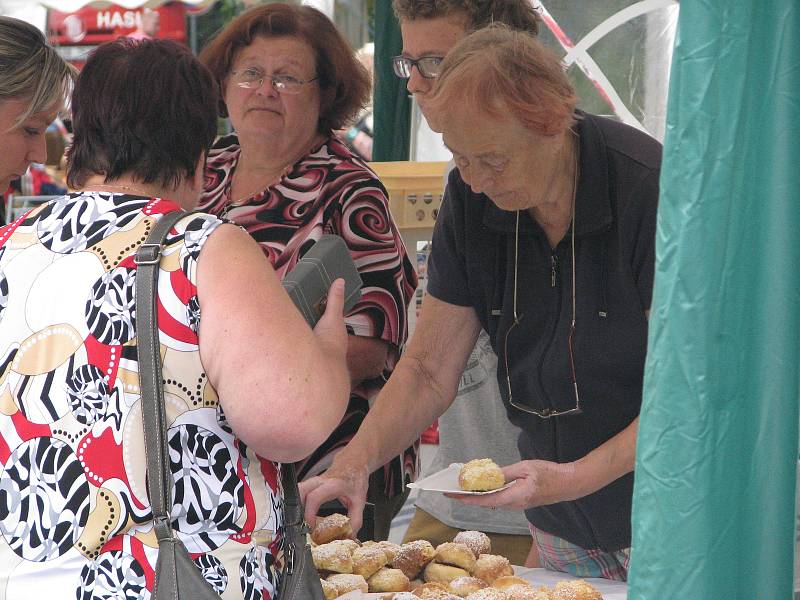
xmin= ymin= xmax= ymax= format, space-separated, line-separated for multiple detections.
xmin=200 ymin=135 xmax=419 ymax=496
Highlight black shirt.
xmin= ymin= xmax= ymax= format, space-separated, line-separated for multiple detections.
xmin=426 ymin=112 xmax=661 ymax=551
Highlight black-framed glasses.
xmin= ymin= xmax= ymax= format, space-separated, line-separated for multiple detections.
xmin=391 ymin=55 xmax=444 ymax=79
xmin=231 ymin=68 xmax=318 ymax=94
xmin=503 ymin=209 xmax=582 ymax=419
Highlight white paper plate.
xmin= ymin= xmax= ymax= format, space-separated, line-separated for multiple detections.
xmin=406 ymin=462 xmax=515 ymax=495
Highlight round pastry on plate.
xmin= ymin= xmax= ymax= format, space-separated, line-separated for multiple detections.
xmin=434 ymin=542 xmax=477 ymax=572
xmin=452 ymin=531 xmax=491 ymax=558
xmin=413 ymin=581 xmax=461 ymax=599
xmin=353 ymin=545 xmax=389 ymax=579
xmin=551 ymin=580 xmax=603 ymax=600
xmin=312 ymin=513 xmax=354 ymax=545
xmin=363 ymin=540 xmax=402 ymax=563
xmin=320 ymin=578 xmax=338 ymax=599
xmin=413 ymin=582 xmax=449 ymax=593
xmin=423 ymin=562 xmax=470 ymax=585
xmin=312 ymin=540 xmax=355 ymax=574
xmin=464 ymin=588 xmax=509 ymax=599
xmin=491 ymin=575 xmax=531 ymax=590
xmin=325 ymin=573 xmax=368 ymax=595
xmin=458 ymin=459 xmax=505 ymax=492
xmin=334 ymin=538 xmax=360 ymax=553
xmin=368 ymin=567 xmax=411 ymax=593
xmin=504 ymin=585 xmax=552 ymax=599
xmin=448 ymin=575 xmax=487 ymax=597
xmin=393 ymin=539 xmax=436 ymax=580
xmin=472 ymin=554 xmax=513 ymax=584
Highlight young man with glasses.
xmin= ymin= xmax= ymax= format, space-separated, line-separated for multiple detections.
xmin=391 ymin=0 xmax=541 ymax=127
xmin=389 ymin=0 xmax=542 ymax=567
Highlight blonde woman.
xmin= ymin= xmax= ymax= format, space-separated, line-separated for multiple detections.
xmin=0 ymin=16 xmax=75 ymax=203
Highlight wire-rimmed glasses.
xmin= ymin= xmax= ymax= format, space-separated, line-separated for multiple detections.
xmin=503 ymin=209 xmax=582 ymax=419
xmin=231 ymin=68 xmax=318 ymax=94
xmin=391 ymin=55 xmax=444 ymax=79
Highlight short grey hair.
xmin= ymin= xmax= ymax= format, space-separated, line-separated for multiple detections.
xmin=0 ymin=16 xmax=76 ymax=129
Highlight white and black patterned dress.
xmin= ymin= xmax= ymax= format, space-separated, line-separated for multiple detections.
xmin=0 ymin=192 xmax=284 ymax=599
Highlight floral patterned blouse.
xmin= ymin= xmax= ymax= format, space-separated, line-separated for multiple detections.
xmin=200 ymin=135 xmax=419 ymax=497
xmin=0 ymin=193 xmax=284 ymax=600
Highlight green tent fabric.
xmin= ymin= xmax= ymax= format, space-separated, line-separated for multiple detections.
xmin=372 ymin=0 xmax=410 ymax=161
xmin=629 ymin=2 xmax=800 ymax=598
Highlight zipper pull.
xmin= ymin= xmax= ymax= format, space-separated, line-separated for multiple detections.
xmin=551 ymin=254 xmax=558 ymax=287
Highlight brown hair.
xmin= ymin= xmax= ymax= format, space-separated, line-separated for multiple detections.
xmin=428 ymin=24 xmax=577 ymax=137
xmin=392 ymin=0 xmax=540 ymax=35
xmin=67 ymin=38 xmax=218 ymax=190
xmin=0 ymin=16 xmax=76 ymax=129
xmin=199 ymin=3 xmax=370 ymax=134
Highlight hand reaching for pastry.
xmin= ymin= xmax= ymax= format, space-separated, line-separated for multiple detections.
xmin=299 ymin=461 xmax=371 ymax=533
xmin=444 ymin=459 xmax=581 ymax=510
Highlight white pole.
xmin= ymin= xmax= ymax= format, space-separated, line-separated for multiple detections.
xmin=0 ymin=0 xmax=48 ymax=30
xmin=301 ymin=0 xmax=334 ymax=18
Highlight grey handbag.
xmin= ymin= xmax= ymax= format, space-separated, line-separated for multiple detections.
xmin=135 ymin=211 xmax=334 ymax=600
xmin=281 ymin=234 xmax=363 ymax=326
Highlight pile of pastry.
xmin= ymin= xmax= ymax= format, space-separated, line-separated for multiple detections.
xmin=310 ymin=513 xmax=602 ymax=599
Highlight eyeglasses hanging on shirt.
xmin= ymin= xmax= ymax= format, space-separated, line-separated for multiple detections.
xmin=503 ymin=145 xmax=581 ymax=418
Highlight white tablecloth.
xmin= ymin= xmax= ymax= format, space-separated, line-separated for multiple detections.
xmin=338 ymin=566 xmax=627 ymax=598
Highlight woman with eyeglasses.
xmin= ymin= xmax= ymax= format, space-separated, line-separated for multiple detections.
xmin=198 ymin=3 xmax=417 ymax=541
xmin=302 ymin=25 xmax=661 ymax=581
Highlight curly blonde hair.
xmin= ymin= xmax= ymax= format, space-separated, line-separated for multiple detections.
xmin=428 ymin=24 xmax=577 ymax=137
xmin=0 ymin=16 xmax=75 ymax=129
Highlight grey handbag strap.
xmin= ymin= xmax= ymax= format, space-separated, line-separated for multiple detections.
xmin=135 ymin=209 xmax=193 ymax=542
xmin=280 ymin=461 xmax=309 ymax=575
xmin=281 ymin=463 xmax=304 ymax=529
xmin=136 ymin=210 xmax=311 ymax=571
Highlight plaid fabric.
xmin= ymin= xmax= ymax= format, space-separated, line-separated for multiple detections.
xmin=530 ymin=525 xmax=630 ymax=581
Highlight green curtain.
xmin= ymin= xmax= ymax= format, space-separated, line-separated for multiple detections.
xmin=629 ymin=2 xmax=800 ymax=598
xmin=372 ymin=0 xmax=409 ymax=161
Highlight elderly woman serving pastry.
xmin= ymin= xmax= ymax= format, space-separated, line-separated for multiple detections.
xmin=303 ymin=24 xmax=661 ymax=581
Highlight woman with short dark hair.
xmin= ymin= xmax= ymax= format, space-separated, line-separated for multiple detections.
xmin=0 ymin=37 xmax=349 ymax=599
xmin=199 ymin=3 xmax=418 ymax=540
xmin=67 ymin=38 xmax=218 ymax=190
